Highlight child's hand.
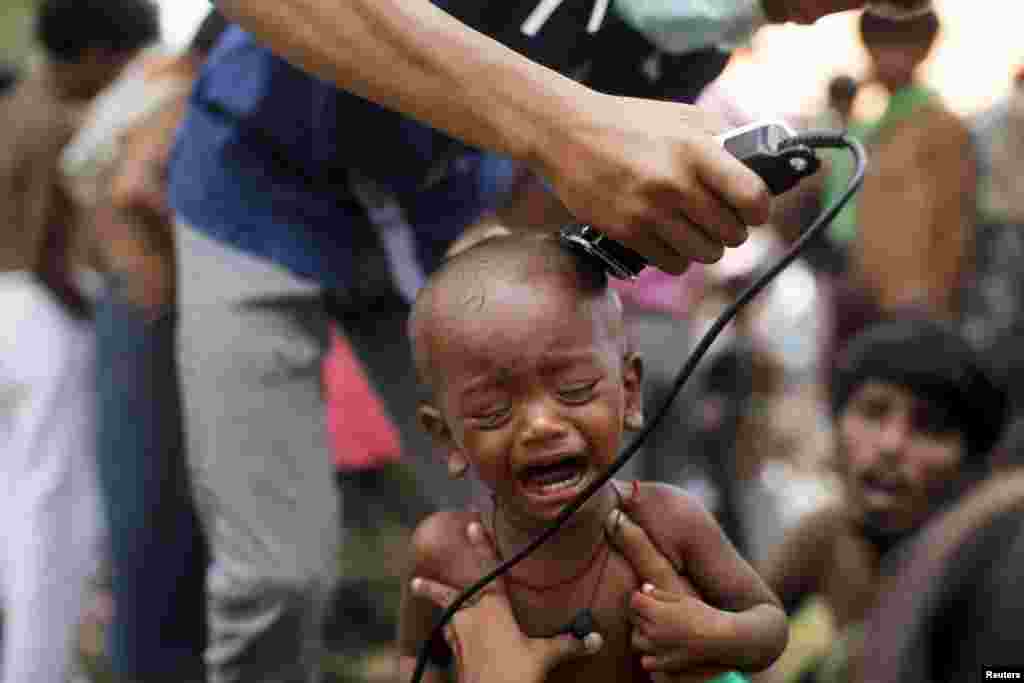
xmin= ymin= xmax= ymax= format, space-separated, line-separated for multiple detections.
xmin=631 ymin=583 xmax=735 ymax=681
xmin=606 ymin=510 xmax=735 ymax=682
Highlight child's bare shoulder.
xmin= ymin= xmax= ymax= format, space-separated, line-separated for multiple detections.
xmin=617 ymin=480 xmax=715 ymax=570
xmin=408 ymin=510 xmax=487 ymax=586
xmin=621 ymin=480 xmax=713 ymax=526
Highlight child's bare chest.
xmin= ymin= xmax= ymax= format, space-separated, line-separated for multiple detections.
xmin=506 ymin=548 xmax=652 ymax=683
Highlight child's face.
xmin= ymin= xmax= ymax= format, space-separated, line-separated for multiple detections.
xmin=420 ymin=282 xmax=641 ymax=525
xmin=836 ymin=380 xmax=966 ymax=535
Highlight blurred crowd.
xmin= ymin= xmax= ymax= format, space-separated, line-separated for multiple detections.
xmin=1 ymin=1 xmax=1022 ymax=682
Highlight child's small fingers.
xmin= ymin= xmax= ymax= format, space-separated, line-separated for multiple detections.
xmin=630 ymin=588 xmax=680 ymax=624
xmin=633 ymin=588 xmax=708 ymax=626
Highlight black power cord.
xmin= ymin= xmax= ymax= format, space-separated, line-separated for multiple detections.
xmin=410 ymin=132 xmax=867 ymax=683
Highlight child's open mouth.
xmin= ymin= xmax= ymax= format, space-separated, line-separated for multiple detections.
xmin=518 ymin=455 xmax=588 ymax=498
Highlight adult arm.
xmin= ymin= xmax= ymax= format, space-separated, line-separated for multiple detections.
xmin=97 ymin=88 xmax=190 ymax=313
xmin=216 ymin=0 xmax=772 ymax=273
xmin=21 ymin=115 xmax=91 ymax=317
xmin=214 ymin=0 xmax=924 ymax=274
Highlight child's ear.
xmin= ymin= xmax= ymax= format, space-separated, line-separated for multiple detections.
xmin=417 ymin=403 xmax=470 ymax=479
xmin=623 ymin=352 xmax=644 ymax=431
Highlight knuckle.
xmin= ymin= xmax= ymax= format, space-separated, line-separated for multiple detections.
xmin=694 ymin=241 xmax=725 ymax=265
xmin=628 ymin=203 xmax=660 ymax=231
xmin=665 ymin=170 xmax=700 ymax=196
xmin=735 ymin=182 xmax=772 ymax=224
xmin=735 ymin=224 xmax=751 ymax=245
xmin=660 ymin=259 xmax=688 ymax=276
xmin=722 ymin=223 xmax=749 ymax=248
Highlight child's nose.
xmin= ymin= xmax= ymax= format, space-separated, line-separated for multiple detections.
xmin=518 ymin=398 xmax=569 ymax=446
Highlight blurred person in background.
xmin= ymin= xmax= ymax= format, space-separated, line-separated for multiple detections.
xmin=960 ymin=67 xmax=1024 ymax=421
xmin=798 ymin=75 xmax=867 ymax=279
xmin=855 ymin=418 xmax=1024 ymax=683
xmin=0 ymin=1 xmax=158 ymax=681
xmin=822 ymin=10 xmax=973 ymax=397
xmin=849 ymin=10 xmax=974 ymax=321
xmin=693 ymin=231 xmax=831 ymax=565
xmin=757 ymin=317 xmax=1009 ymax=683
xmin=824 ymin=75 xmax=859 ymax=131
xmin=60 ymin=10 xmax=228 ymax=682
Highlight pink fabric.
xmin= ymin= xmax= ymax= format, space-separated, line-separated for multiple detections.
xmin=611 ymin=266 xmax=705 ymax=318
xmin=323 ymin=326 xmax=402 ymax=471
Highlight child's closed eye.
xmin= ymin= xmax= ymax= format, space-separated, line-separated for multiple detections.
xmin=558 ymin=380 xmax=600 ymax=404
xmin=469 ymin=405 xmax=512 ymax=429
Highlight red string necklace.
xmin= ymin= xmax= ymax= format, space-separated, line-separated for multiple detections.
xmin=490 ymin=483 xmax=622 ymax=593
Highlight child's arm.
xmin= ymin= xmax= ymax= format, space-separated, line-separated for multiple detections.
xmin=615 ymin=484 xmax=789 ymax=675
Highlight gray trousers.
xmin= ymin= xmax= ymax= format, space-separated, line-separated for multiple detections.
xmin=176 ymin=225 xmax=340 ymax=683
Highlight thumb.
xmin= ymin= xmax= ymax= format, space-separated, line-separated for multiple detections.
xmin=605 ymin=509 xmax=683 ymax=592
xmin=537 ymin=630 xmax=604 ymax=667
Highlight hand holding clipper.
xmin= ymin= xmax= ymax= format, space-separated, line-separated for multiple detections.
xmin=561 ymin=120 xmax=820 ymax=279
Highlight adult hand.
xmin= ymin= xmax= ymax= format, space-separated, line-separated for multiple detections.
xmin=410 ymin=522 xmax=603 ymax=683
xmin=604 ymin=510 xmax=735 ymax=683
xmin=760 ymin=0 xmax=865 ymax=24
xmin=539 ymin=96 xmax=770 ymax=275
xmin=762 ymin=0 xmax=932 ymax=24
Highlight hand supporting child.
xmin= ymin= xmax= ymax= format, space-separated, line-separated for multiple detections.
xmin=410 ymin=521 xmax=603 ymax=683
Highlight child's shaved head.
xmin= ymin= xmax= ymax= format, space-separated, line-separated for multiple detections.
xmin=409 ymin=234 xmax=623 ymax=396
